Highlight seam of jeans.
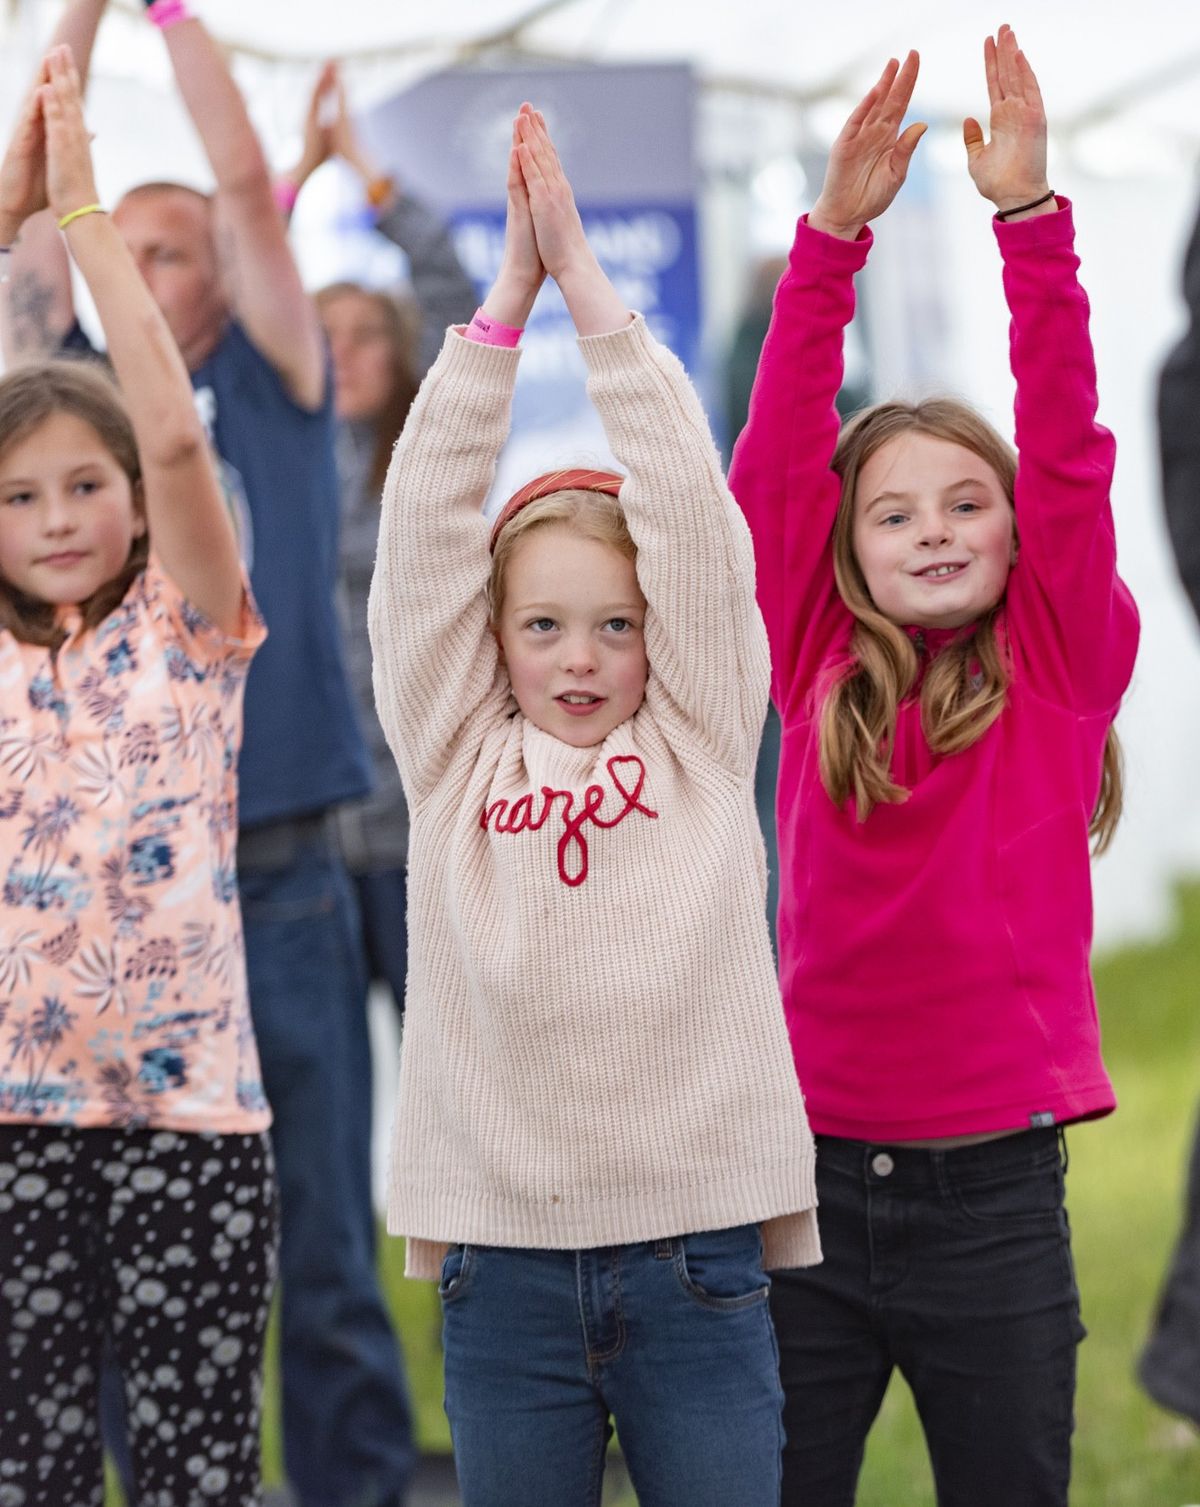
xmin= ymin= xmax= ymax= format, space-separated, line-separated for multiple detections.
xmin=438 ymin=1243 xmax=474 ymax=1304
xmin=585 ymin=1402 xmax=607 ymax=1507
xmin=671 ymin=1239 xmax=770 ymax=1312
xmin=586 ymin=1248 xmax=627 ymax=1367
xmin=943 ymin=1163 xmax=1067 ymax=1230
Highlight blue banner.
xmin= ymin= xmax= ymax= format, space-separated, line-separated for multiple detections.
xmin=361 ymin=64 xmax=701 ymax=507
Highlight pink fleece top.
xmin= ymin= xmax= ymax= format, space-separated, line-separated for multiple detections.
xmin=728 ymin=202 xmax=1139 ymax=1141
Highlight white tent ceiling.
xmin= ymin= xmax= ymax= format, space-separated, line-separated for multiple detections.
xmin=6 ymin=0 xmax=1200 ymax=166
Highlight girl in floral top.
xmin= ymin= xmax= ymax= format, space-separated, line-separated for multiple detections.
xmin=0 ymin=47 xmax=274 ymax=1506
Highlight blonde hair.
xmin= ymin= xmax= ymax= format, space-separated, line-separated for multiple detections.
xmin=0 ymin=361 xmax=148 ymax=649
xmin=487 ymin=488 xmax=637 ymax=623
xmin=819 ymin=398 xmax=1123 ymax=854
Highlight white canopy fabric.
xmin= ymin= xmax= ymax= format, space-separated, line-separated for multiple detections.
xmin=7 ymin=1 xmax=1200 ymax=161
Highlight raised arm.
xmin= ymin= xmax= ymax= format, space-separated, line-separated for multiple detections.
xmin=0 ymin=0 xmax=107 ymax=363
xmin=43 ymin=48 xmax=242 ymax=632
xmin=515 ymin=106 xmax=766 ymax=767
xmin=368 ymin=115 xmax=544 ymax=799
xmin=294 ymin=65 xmax=478 ymax=375
xmin=157 ymin=14 xmax=324 ymax=407
xmin=728 ymin=55 xmax=922 ymax=714
xmin=967 ymin=28 xmax=1137 ymax=710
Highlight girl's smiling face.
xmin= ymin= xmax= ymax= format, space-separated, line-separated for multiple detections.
xmin=852 ymin=430 xmax=1016 ymax=630
xmin=495 ymin=523 xmax=649 ymax=748
xmin=0 ymin=410 xmax=144 ymax=608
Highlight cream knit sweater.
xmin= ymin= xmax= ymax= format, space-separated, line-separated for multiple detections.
xmin=368 ymin=315 xmax=819 ymax=1279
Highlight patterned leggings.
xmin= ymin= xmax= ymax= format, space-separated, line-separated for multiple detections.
xmin=0 ymin=1124 xmax=278 ymax=1507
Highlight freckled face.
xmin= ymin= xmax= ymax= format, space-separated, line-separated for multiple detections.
xmin=0 ymin=412 xmax=144 ymax=607
xmin=852 ymin=432 xmax=1016 ymax=630
xmin=495 ymin=524 xmax=649 ymax=748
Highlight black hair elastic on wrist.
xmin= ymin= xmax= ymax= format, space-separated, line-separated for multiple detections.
xmin=995 ymin=190 xmax=1056 ymax=221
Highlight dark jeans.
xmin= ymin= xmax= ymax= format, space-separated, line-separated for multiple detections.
xmin=440 ymin=1225 xmax=784 ymax=1506
xmin=1139 ymin=1102 xmax=1200 ymax=1424
xmin=238 ymin=819 xmax=415 ymax=1507
xmin=344 ymin=865 xmax=409 ymax=1262
xmin=354 ymin=865 xmax=409 ymax=1015
xmin=770 ymin=1129 xmax=1085 ymax=1507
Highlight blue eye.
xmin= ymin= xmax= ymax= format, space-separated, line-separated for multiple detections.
xmin=527 ymin=617 xmax=556 ymax=632
xmin=606 ymin=618 xmax=631 ymax=632
xmin=952 ymin=499 xmax=980 ymax=514
xmin=880 ymin=512 xmax=907 ymax=527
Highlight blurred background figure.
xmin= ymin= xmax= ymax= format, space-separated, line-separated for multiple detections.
xmin=279 ymin=59 xmax=476 ymax=1272
xmin=1139 ymin=195 xmax=1200 ymax=1433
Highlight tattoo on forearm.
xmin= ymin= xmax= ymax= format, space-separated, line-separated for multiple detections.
xmin=9 ymin=273 xmax=59 ymax=356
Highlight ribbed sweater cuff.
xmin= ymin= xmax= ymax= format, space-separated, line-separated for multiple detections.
xmin=575 ymin=309 xmax=652 ymax=375
xmin=440 ymin=324 xmax=523 ymax=386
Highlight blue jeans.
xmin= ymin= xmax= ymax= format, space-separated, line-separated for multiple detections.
xmin=239 ymin=819 xmax=415 ymax=1507
xmin=770 ymin=1129 xmax=1085 ymax=1507
xmin=353 ymin=866 xmax=409 ymax=1016
xmin=344 ymin=866 xmax=409 ymax=1258
xmin=439 ymin=1224 xmax=784 ymax=1506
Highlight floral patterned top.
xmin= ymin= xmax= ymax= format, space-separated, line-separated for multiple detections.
xmin=0 ymin=556 xmax=269 ymax=1131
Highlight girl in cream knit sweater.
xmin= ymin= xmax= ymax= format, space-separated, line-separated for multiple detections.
xmin=368 ymin=104 xmax=815 ymax=1505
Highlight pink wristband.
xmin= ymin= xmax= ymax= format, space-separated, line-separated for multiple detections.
xmin=466 ymin=309 xmax=523 ymax=348
xmin=273 ymin=178 xmax=299 ymax=215
xmin=147 ymin=0 xmax=192 ymax=29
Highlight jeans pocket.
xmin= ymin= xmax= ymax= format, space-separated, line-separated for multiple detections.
xmin=673 ymin=1223 xmax=770 ymax=1311
xmin=946 ymin=1148 xmax=1066 ymax=1230
xmin=438 ymin=1243 xmax=475 ymax=1304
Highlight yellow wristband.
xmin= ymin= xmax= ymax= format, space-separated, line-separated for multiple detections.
xmin=57 ymin=203 xmax=106 ymax=232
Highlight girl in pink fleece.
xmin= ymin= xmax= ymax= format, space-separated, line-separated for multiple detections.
xmin=729 ymin=30 xmax=1138 ymax=1506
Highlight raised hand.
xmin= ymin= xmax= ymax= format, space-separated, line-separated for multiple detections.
xmin=329 ymin=66 xmax=368 ymax=174
xmin=0 ymin=65 xmax=51 ymax=242
xmin=963 ymin=26 xmax=1051 ymax=213
xmin=40 ymin=46 xmax=99 ymax=225
xmin=296 ymin=60 xmax=336 ymax=184
xmin=500 ymin=111 xmax=544 ymax=298
xmin=474 ymin=110 xmax=545 ymax=329
xmin=513 ymin=104 xmax=627 ymax=337
xmin=809 ymin=52 xmax=925 ymax=240
xmin=514 ymin=104 xmax=592 ymax=282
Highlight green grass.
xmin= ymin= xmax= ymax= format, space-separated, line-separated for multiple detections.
xmin=111 ymin=884 xmax=1200 ymax=1504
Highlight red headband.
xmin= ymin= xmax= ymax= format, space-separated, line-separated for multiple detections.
xmin=488 ymin=467 xmax=625 ymax=553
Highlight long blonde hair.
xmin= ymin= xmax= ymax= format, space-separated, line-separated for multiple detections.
xmin=819 ymin=398 xmax=1123 ymax=854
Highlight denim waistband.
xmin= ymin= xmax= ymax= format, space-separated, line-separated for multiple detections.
xmin=815 ymin=1127 xmax=1064 ymax=1190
